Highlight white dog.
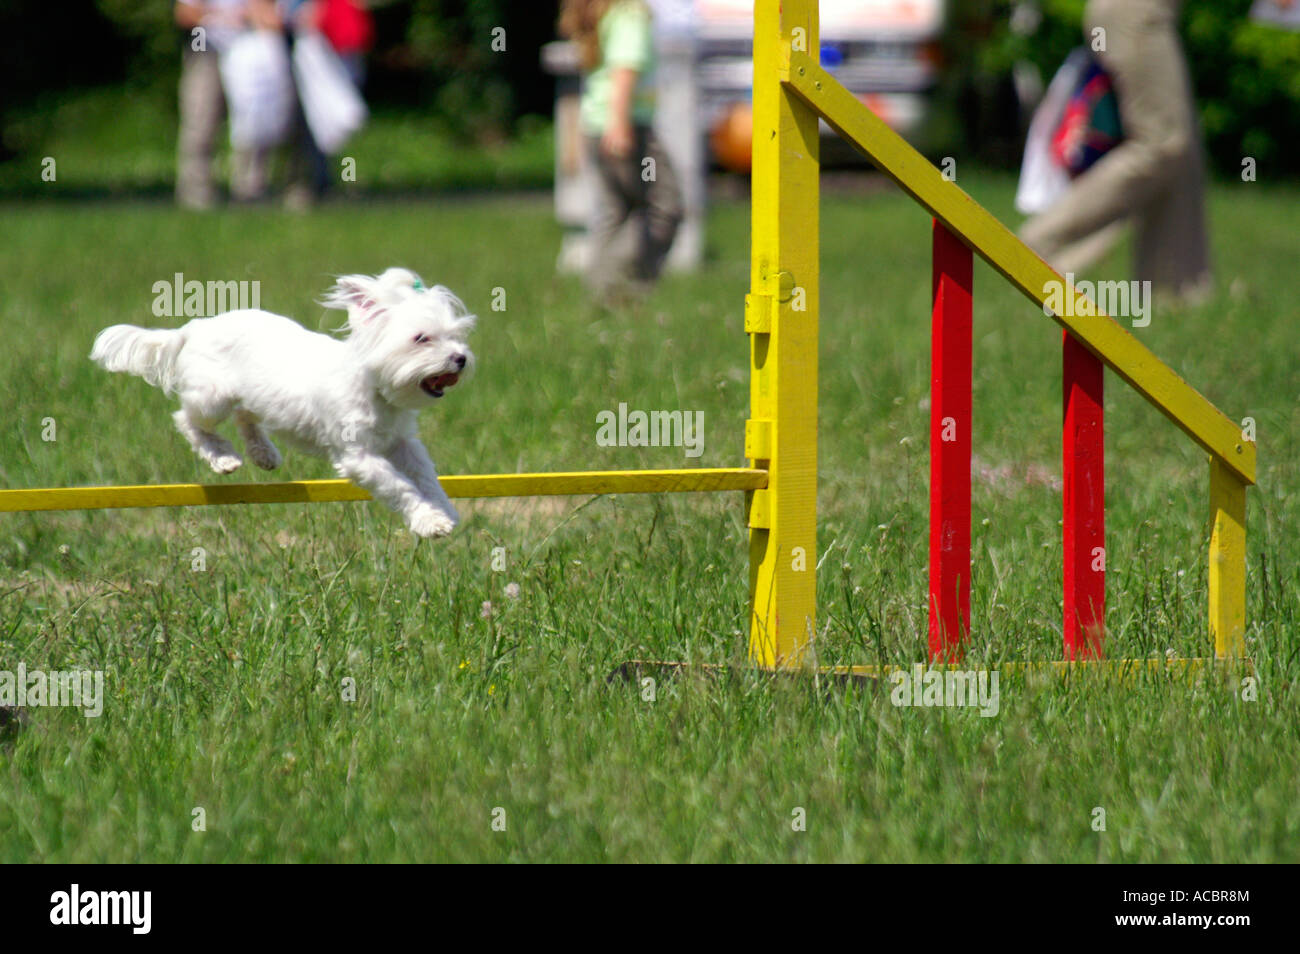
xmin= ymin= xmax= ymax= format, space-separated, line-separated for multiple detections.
xmin=90 ymin=268 xmax=473 ymax=538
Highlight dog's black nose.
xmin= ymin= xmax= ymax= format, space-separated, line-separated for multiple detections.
xmin=452 ymin=353 xmax=467 ymax=370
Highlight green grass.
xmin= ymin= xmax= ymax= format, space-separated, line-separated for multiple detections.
xmin=1 ymin=175 xmax=1298 ymax=862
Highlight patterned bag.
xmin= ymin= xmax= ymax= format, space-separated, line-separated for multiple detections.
xmin=1050 ymin=55 xmax=1123 ymax=177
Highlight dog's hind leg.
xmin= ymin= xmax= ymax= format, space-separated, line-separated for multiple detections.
xmin=235 ymin=411 xmax=282 ymax=470
xmin=173 ymin=409 xmax=243 ymax=474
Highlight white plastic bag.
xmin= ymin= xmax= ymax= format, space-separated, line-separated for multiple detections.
xmin=291 ymin=32 xmax=368 ymax=154
xmin=1015 ymin=48 xmax=1090 ymax=215
xmin=219 ymin=30 xmax=296 ymax=150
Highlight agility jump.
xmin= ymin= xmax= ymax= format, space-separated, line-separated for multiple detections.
xmin=0 ymin=0 xmax=1254 ymax=671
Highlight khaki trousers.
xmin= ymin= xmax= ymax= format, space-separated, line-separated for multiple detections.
xmin=176 ymin=47 xmax=271 ymax=207
xmin=1020 ymin=0 xmax=1211 ymax=299
xmin=586 ymin=127 xmax=684 ymax=295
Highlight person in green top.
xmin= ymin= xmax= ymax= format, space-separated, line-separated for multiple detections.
xmin=560 ymin=0 xmax=684 ymax=301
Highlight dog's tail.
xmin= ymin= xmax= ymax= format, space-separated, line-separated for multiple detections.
xmin=90 ymin=324 xmax=186 ymax=394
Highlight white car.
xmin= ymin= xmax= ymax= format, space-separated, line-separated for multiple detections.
xmin=698 ymin=0 xmax=946 ymax=165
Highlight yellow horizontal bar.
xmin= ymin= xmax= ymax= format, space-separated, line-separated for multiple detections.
xmin=817 ymin=658 xmax=1248 ymax=680
xmin=618 ymin=657 xmax=1250 ymax=682
xmin=783 ymin=53 xmax=1255 ymax=485
xmin=0 ymin=468 xmax=769 ymax=514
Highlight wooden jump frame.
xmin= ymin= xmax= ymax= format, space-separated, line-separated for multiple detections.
xmin=0 ymin=0 xmax=1254 ymax=671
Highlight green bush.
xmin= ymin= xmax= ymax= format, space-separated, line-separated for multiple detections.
xmin=1186 ymin=1 xmax=1300 ymax=175
xmin=0 ymin=1 xmax=558 ymax=145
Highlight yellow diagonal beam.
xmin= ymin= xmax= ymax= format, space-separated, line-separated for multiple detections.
xmin=783 ymin=52 xmax=1255 ymax=486
xmin=0 ymin=468 xmax=768 ymax=513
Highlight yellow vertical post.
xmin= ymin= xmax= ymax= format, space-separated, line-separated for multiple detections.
xmin=747 ymin=0 xmax=820 ymax=668
xmin=1208 ymin=457 xmax=1247 ymax=658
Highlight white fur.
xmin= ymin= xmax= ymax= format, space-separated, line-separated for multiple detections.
xmin=90 ymin=268 xmax=475 ymax=538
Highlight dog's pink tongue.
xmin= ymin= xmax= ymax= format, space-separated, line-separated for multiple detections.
xmin=431 ymin=372 xmax=459 ymax=389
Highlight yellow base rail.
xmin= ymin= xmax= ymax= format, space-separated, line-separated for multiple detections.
xmin=620 ymin=657 xmax=1253 ymax=683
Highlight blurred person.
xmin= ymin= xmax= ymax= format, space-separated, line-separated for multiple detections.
xmin=560 ymin=0 xmax=684 ymax=302
xmin=318 ymin=0 xmax=375 ymax=88
xmin=278 ymin=0 xmax=329 ymax=209
xmin=278 ymin=0 xmax=372 ymax=210
xmin=175 ymin=0 xmax=282 ymax=207
xmin=1020 ymin=0 xmax=1212 ymax=304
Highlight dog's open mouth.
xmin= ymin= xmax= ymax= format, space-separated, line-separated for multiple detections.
xmin=420 ymin=372 xmax=460 ymax=398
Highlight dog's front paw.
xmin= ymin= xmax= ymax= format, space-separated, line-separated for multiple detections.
xmin=406 ymin=505 xmax=457 ymax=539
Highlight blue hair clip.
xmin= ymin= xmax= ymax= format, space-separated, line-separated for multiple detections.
xmin=413 ymin=279 xmax=424 ymax=290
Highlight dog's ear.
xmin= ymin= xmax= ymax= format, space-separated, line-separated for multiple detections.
xmin=321 ymin=274 xmax=387 ymax=327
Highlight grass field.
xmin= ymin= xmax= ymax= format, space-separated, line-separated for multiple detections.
xmin=1 ymin=175 xmax=1297 ymax=862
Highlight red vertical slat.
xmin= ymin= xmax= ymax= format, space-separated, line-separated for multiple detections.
xmin=1063 ymin=330 xmax=1105 ymax=659
xmin=929 ymin=220 xmax=973 ymax=662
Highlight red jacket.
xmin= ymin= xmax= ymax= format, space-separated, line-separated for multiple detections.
xmin=319 ymin=0 xmax=374 ymax=55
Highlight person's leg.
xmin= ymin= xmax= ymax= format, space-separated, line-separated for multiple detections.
xmin=634 ymin=128 xmax=684 ymax=284
xmin=1021 ymin=0 xmax=1198 ymax=272
xmin=283 ymin=121 xmax=329 ymax=209
xmin=585 ymin=136 xmax=640 ymax=296
xmin=176 ymin=49 xmax=224 ymax=209
xmin=283 ymin=44 xmax=322 ymax=210
xmin=292 ymin=51 xmax=333 ymax=203
xmin=1037 ymin=220 xmax=1128 ymax=277
xmin=1133 ymin=146 xmax=1212 ymax=300
xmin=1131 ymin=18 xmax=1212 ymax=300
xmin=342 ymin=53 xmax=366 ymax=90
xmin=230 ymin=145 xmax=271 ymax=202
xmin=308 ymin=135 xmax=331 ymax=196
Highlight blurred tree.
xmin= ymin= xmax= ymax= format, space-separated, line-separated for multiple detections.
xmin=93 ymin=0 xmax=175 ymax=71
xmin=0 ymin=1 xmax=126 ymax=158
xmin=1184 ymin=0 xmax=1300 ymax=176
xmin=368 ymin=0 xmax=559 ymax=140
